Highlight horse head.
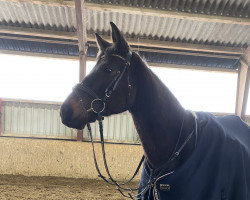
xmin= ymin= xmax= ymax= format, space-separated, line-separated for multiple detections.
xmin=60 ymin=22 xmax=137 ymax=129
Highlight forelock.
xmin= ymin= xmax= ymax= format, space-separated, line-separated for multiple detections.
xmin=97 ymin=46 xmax=117 ymax=59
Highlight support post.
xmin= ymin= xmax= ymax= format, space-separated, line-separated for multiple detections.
xmin=75 ymin=0 xmax=88 ymax=141
xmin=0 ymin=99 xmax=2 ymax=135
xmin=235 ymin=46 xmax=250 ymax=120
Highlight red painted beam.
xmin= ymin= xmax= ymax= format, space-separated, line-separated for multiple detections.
xmin=77 ymin=130 xmax=83 ymax=142
xmin=0 ymin=99 xmax=2 ymax=135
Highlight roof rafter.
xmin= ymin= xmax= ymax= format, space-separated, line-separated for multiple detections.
xmin=0 ymin=25 xmax=245 ymax=55
xmin=235 ymin=46 xmax=250 ymax=119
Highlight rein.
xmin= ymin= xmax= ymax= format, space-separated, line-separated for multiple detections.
xmin=73 ymin=53 xmax=197 ymax=199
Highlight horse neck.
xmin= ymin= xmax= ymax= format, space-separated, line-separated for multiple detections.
xmin=129 ymin=53 xmax=193 ymax=169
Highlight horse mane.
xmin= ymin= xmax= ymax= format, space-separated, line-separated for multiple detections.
xmin=130 ymin=51 xmax=184 ymax=112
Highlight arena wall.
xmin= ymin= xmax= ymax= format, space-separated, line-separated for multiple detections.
xmin=0 ymin=137 xmax=143 ymax=181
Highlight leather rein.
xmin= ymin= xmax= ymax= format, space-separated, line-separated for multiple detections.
xmin=72 ymin=53 xmax=197 ymax=199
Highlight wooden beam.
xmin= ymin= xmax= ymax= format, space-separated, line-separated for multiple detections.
xmin=75 ymin=0 xmax=87 ymax=59
xmin=75 ymin=0 xmax=87 ymax=82
xmin=0 ymin=32 xmax=242 ymax=59
xmin=2 ymin=0 xmax=75 ymax=7
xmin=86 ymin=56 xmax=237 ymax=73
xmin=149 ymin=62 xmax=237 ymax=74
xmin=0 ymin=34 xmax=78 ymax=46
xmin=74 ymin=0 xmax=88 ymax=82
xmin=241 ymin=68 xmax=250 ymax=119
xmin=128 ymin=38 xmax=244 ymax=55
xmin=241 ymin=47 xmax=250 ymax=119
xmin=134 ymin=47 xmax=240 ymax=60
xmin=87 ymin=43 xmax=241 ymax=60
xmin=0 ymin=25 xmax=77 ymax=40
xmin=0 ymin=25 xmax=245 ymax=55
xmin=243 ymin=45 xmax=250 ymax=65
xmin=87 ymin=34 xmax=245 ymax=55
xmin=235 ymin=46 xmax=250 ymax=119
xmin=5 ymin=0 xmax=250 ymax=25
xmin=75 ymin=0 xmax=87 ymax=141
xmin=0 ymin=49 xmax=78 ymax=60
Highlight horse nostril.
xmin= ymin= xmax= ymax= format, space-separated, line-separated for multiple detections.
xmin=60 ymin=104 xmax=73 ymax=124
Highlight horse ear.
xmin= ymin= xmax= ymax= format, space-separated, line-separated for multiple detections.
xmin=95 ymin=33 xmax=111 ymax=52
xmin=110 ymin=22 xmax=130 ymax=55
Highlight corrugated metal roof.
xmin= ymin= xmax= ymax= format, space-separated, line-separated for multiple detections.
xmin=87 ymin=9 xmax=250 ymax=47
xmin=0 ymin=1 xmax=76 ymax=31
xmin=86 ymin=0 xmax=250 ymax=18
xmin=0 ymin=0 xmax=249 ymax=48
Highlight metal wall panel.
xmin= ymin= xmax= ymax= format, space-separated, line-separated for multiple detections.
xmin=1 ymin=100 xmax=249 ymax=142
xmin=1 ymin=100 xmax=139 ymax=143
xmin=1 ymin=101 xmax=75 ymax=138
xmin=83 ymin=113 xmax=139 ymax=142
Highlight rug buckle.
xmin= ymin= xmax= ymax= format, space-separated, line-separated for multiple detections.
xmin=159 ymin=184 xmax=170 ymax=191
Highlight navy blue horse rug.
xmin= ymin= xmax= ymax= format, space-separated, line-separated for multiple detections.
xmin=139 ymin=112 xmax=250 ymax=200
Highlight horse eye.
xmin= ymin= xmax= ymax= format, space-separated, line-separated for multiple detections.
xmin=104 ymin=68 xmax=112 ymax=73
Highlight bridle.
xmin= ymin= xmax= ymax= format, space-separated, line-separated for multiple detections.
xmin=74 ymin=53 xmax=132 ymax=115
xmin=72 ymin=52 xmax=197 ymax=200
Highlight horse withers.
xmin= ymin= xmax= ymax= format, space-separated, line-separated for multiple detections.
xmin=60 ymin=22 xmax=250 ymax=200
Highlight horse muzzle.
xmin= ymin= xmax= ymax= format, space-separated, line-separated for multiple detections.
xmin=60 ymin=101 xmax=88 ymax=130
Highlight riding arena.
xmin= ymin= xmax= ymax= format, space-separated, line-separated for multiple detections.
xmin=0 ymin=0 xmax=250 ymax=200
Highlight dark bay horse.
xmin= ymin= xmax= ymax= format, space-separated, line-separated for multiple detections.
xmin=60 ymin=22 xmax=250 ymax=200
